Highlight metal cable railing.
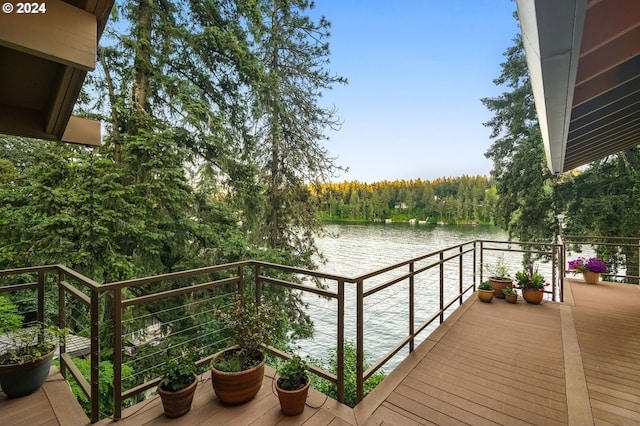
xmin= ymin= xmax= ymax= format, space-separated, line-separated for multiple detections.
xmin=6 ymin=236 xmax=640 ymax=421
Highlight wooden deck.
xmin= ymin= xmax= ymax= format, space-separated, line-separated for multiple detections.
xmin=355 ymin=278 xmax=640 ymax=425
xmin=570 ymin=277 xmax=640 ymax=425
xmin=3 ymin=277 xmax=640 ymax=425
xmin=0 ymin=366 xmax=89 ymax=426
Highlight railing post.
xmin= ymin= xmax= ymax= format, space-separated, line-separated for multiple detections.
xmin=254 ymin=264 xmax=261 ymax=304
xmin=409 ymin=262 xmax=415 ymax=353
xmin=439 ymin=252 xmax=444 ymax=324
xmin=337 ymin=279 xmax=345 ymax=404
xmin=479 ymin=240 xmax=484 ymax=285
xmin=560 ymin=243 xmax=565 ymax=302
xmin=356 ymin=279 xmax=364 ymax=404
xmin=473 ymin=240 xmax=477 ymax=290
xmin=90 ymin=289 xmax=100 ymax=424
xmin=37 ymin=269 xmax=45 ymax=324
xmin=113 ymin=288 xmax=122 ymax=420
xmin=459 ymin=245 xmax=463 ymax=306
xmin=551 ymin=247 xmax=557 ymax=302
xmin=238 ymin=265 xmax=244 ymax=296
xmin=58 ymin=268 xmax=67 ymax=378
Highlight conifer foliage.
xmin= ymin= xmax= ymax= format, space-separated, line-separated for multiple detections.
xmin=481 ymin=34 xmax=556 ymax=243
xmin=246 ymin=0 xmax=347 ymax=268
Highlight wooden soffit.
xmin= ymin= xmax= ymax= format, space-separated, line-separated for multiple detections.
xmin=0 ymin=0 xmax=114 ymax=146
xmin=516 ymin=0 xmax=640 ymax=173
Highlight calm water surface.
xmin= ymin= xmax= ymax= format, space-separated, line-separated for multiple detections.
xmin=297 ymin=222 xmax=507 ymax=372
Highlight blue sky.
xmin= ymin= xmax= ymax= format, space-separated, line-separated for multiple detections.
xmin=308 ymin=1 xmax=520 ymax=183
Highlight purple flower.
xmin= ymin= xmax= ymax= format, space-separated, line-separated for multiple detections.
xmin=567 ymin=257 xmax=584 ymax=270
xmin=568 ymin=257 xmax=607 ymax=273
xmin=584 ymin=257 xmax=607 ymax=273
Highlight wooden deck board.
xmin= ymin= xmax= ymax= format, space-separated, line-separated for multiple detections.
xmin=384 ymin=391 xmax=468 ymax=426
xmin=291 ymin=406 xmax=337 ymax=426
xmin=401 ymin=374 xmax=530 ymax=426
xmin=0 ymin=366 xmax=89 ymax=426
xmin=424 ymin=346 xmax=566 ymax=395
xmin=589 ymin=389 xmax=640 ymax=413
xmin=43 ymin=369 xmax=91 ymax=425
xmin=362 ymin=291 xmax=571 ymax=425
xmin=592 ymin=406 xmax=640 ymax=425
xmin=571 ymin=280 xmax=640 ymax=426
xmin=406 ymin=364 xmax=563 ymax=425
xmin=362 ymin=403 xmax=429 ymax=426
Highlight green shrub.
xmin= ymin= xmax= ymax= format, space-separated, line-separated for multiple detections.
xmin=313 ymin=341 xmax=386 ymax=407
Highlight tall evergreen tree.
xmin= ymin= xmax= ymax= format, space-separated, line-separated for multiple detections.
xmin=556 ymin=149 xmax=640 ymax=280
xmin=481 ymin=33 xmax=557 ymax=244
xmin=558 ymin=149 xmax=640 ymax=237
xmin=83 ymin=0 xmax=289 ymax=277
xmin=246 ymin=0 xmax=347 ymax=268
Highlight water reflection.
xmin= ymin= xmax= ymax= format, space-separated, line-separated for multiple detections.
xmin=298 ymin=223 xmax=508 ymax=372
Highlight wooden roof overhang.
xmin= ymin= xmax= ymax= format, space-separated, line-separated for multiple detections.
xmin=0 ymin=0 xmax=114 ymax=146
xmin=516 ymin=0 xmax=640 ymax=174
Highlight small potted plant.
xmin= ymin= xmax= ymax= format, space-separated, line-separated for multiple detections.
xmin=158 ymin=355 xmax=199 ymax=418
xmin=502 ymin=286 xmax=518 ymax=303
xmin=485 ymin=256 xmax=513 ymax=298
xmin=210 ymin=295 xmax=281 ymax=405
xmin=568 ymin=256 xmax=607 ymax=284
xmin=275 ymin=354 xmax=310 ymax=415
xmin=515 ymin=264 xmax=549 ymax=304
xmin=0 ymin=296 xmax=69 ymax=398
xmin=477 ymin=281 xmax=494 ymax=303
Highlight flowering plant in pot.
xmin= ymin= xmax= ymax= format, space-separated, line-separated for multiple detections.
xmin=515 ymin=266 xmax=549 ymax=304
xmin=567 ymin=257 xmax=607 ymax=273
xmin=158 ymin=354 xmax=199 ymax=418
xmin=275 ymin=354 xmax=310 ymax=415
xmin=210 ymin=295 xmax=281 ymax=405
xmin=0 ymin=296 xmax=69 ymax=398
xmin=568 ymin=257 xmax=607 ymax=284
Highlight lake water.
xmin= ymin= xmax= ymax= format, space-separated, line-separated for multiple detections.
xmin=297 ymin=222 xmax=508 ymax=372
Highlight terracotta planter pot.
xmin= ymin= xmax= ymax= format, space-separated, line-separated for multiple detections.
xmin=504 ymin=293 xmax=518 ymax=304
xmin=158 ymin=377 xmax=197 ymax=418
xmin=0 ymin=346 xmax=55 ymax=398
xmin=521 ymin=288 xmax=544 ymax=304
xmin=477 ymin=289 xmax=494 ymax=303
xmin=276 ymin=376 xmax=310 ymax=416
xmin=582 ymin=271 xmax=600 ymax=284
xmin=210 ymin=348 xmax=265 ymax=405
xmin=489 ymin=278 xmax=513 ymax=299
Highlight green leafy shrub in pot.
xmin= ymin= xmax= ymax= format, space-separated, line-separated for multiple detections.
xmin=478 ymin=281 xmax=493 ymax=291
xmin=0 ymin=296 xmax=68 ymax=367
xmin=502 ymin=287 xmax=517 ymax=296
xmin=277 ymin=355 xmax=308 ymax=391
xmin=485 ymin=255 xmax=511 ymax=280
xmin=212 ymin=295 xmax=281 ymax=372
xmin=210 ymin=295 xmax=283 ymax=406
xmin=161 ymin=356 xmax=198 ymax=392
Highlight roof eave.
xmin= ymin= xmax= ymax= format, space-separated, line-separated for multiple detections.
xmin=516 ymin=0 xmax=587 ymax=174
xmin=0 ymin=0 xmax=114 ymax=147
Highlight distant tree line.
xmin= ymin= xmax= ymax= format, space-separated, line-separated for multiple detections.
xmin=314 ymin=176 xmax=498 ymax=224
